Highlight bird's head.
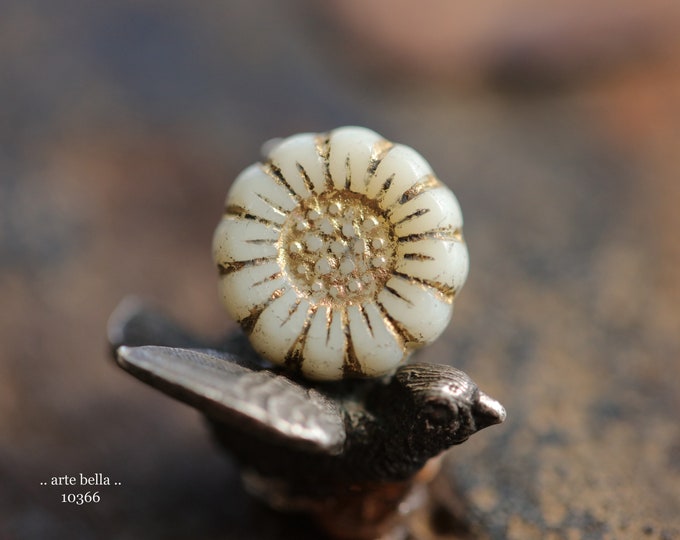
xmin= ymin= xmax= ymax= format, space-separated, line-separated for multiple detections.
xmin=382 ymin=363 xmax=506 ymax=465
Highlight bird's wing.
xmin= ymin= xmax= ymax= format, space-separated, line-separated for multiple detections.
xmin=116 ymin=345 xmax=346 ymax=455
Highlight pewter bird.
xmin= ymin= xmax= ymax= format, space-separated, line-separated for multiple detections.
xmin=109 ymin=299 xmax=505 ymax=502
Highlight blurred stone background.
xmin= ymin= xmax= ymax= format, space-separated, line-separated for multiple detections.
xmin=1 ymin=1 xmax=679 ymax=538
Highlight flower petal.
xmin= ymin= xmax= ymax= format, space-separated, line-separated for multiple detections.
xmin=213 ymin=217 xmax=279 ymax=263
xmin=396 ymin=238 xmax=469 ymax=293
xmin=267 ymin=133 xmax=327 ymax=198
xmin=217 ymin=260 xmax=287 ymax=322
xmin=301 ymin=305 xmax=346 ymax=380
xmin=378 ymin=276 xmax=453 ymax=344
xmin=226 ymin=164 xmax=297 ymax=225
xmin=347 ymin=303 xmax=405 ymax=377
xmin=365 ymin=144 xmax=433 ymax=209
xmin=250 ymin=289 xmax=311 ymax=364
xmin=390 ymin=185 xmax=463 ymax=237
xmin=328 ymin=126 xmax=387 ymax=194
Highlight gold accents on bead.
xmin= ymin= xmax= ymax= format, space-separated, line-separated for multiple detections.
xmin=278 ymin=190 xmax=395 ymax=306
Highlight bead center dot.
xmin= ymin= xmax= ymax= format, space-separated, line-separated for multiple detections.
xmin=279 ymin=191 xmax=395 ymax=304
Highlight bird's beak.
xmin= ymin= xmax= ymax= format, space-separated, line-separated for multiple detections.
xmin=473 ymin=392 xmax=506 ymax=430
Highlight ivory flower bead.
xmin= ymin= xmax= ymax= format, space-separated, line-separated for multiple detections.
xmin=213 ymin=127 xmax=469 ymax=380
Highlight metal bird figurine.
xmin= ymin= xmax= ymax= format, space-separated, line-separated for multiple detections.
xmin=108 ymin=298 xmax=505 ymax=538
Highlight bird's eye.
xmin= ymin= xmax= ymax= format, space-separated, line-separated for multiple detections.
xmin=421 ymin=401 xmax=457 ymax=429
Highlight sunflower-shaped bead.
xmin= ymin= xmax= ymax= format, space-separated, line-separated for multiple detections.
xmin=213 ymin=127 xmax=469 ymax=380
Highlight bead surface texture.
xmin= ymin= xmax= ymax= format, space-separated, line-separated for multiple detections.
xmin=213 ymin=127 xmax=469 ymax=380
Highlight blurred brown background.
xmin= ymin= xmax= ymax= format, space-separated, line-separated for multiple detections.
xmin=1 ymin=1 xmax=679 ymax=538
